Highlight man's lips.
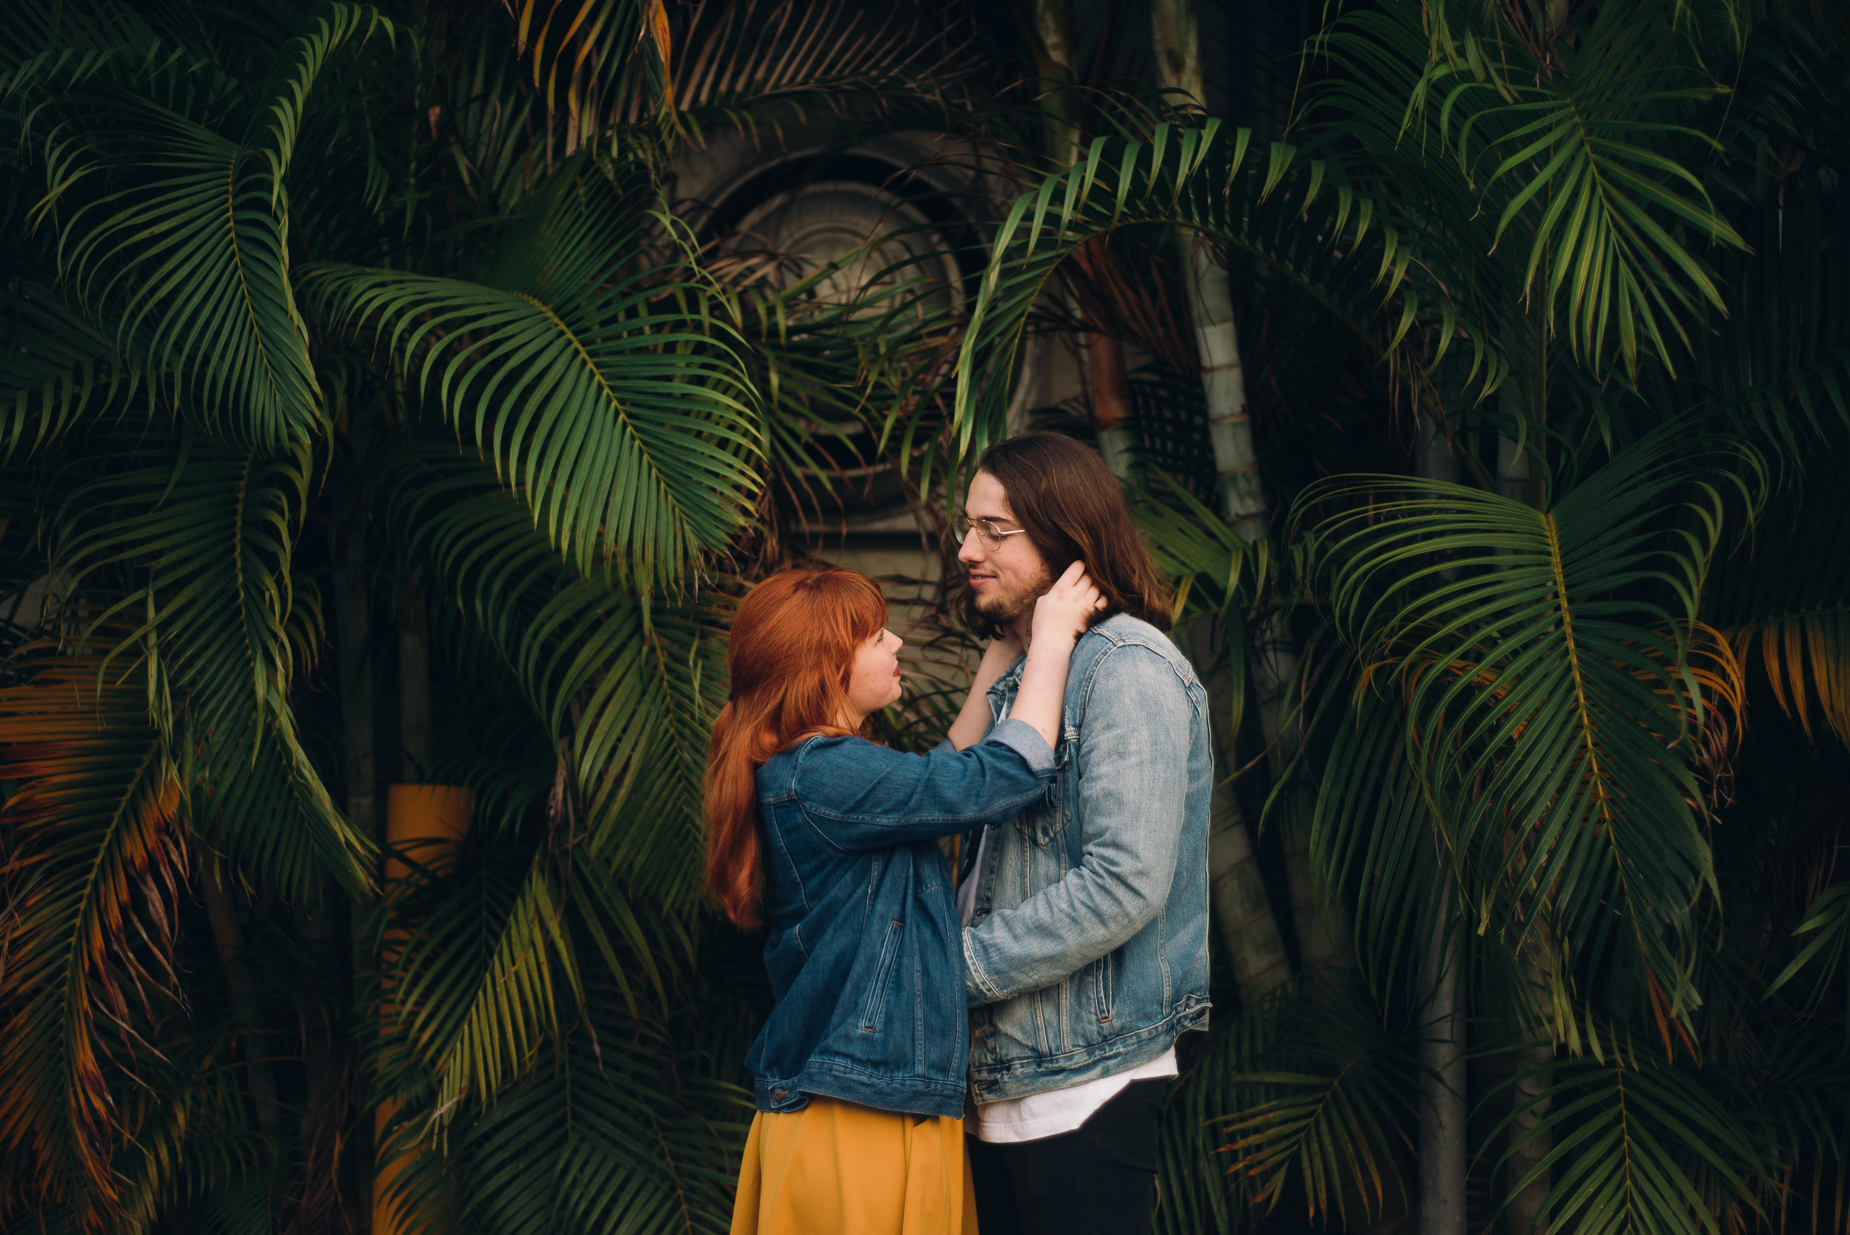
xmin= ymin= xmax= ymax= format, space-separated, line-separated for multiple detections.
xmin=969 ymin=573 xmax=996 ymax=588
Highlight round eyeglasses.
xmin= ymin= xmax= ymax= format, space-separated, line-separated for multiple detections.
xmin=952 ymin=516 xmax=1030 ymax=548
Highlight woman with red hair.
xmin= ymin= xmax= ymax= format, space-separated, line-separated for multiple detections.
xmin=709 ymin=561 xmax=1101 ymax=1235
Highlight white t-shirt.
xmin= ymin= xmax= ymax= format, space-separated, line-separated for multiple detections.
xmin=958 ymin=826 xmax=1178 ymax=1143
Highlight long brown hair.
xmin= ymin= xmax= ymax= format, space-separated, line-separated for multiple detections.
xmin=704 ymin=566 xmax=888 ymax=929
xmin=958 ymin=433 xmax=1174 ymax=637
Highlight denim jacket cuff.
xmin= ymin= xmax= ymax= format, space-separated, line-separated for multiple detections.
xmin=962 ymin=929 xmax=1005 ymax=1004
xmin=984 ymin=718 xmax=1054 ymax=775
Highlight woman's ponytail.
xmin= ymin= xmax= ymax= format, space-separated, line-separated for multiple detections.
xmin=704 ymin=699 xmax=764 ymax=928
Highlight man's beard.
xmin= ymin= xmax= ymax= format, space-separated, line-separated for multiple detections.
xmin=973 ymin=564 xmax=1052 ymax=628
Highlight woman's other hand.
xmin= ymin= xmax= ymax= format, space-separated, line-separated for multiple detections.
xmin=975 ymin=629 xmax=1025 ymax=685
xmin=949 ymin=631 xmax=1027 ymax=751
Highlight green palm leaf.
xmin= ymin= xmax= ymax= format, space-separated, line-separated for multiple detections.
xmin=1312 ymin=0 xmax=1751 ymax=382
xmin=1160 ymin=973 xmax=1418 ymax=1232
xmin=506 ymin=0 xmax=670 ymax=149
xmin=46 ymin=429 xmax=371 ymax=896
xmin=1306 ymin=425 xmax=1750 ymax=1040
xmin=1448 ymin=5 xmax=1742 ymax=371
xmin=380 ymin=442 xmax=730 ymax=900
xmin=376 ymin=845 xmax=576 ymax=1120
xmin=1696 ymin=196 xmax=1850 ymax=747
xmin=27 ymin=62 xmax=312 ymax=445
xmin=7 ymin=4 xmax=391 ymax=449
xmin=952 ymin=121 xmax=1498 ymax=460
xmin=1488 ymin=1050 xmax=1769 ymax=1235
xmin=309 ymin=169 xmax=761 ymax=586
xmin=385 ymin=962 xmax=747 ymax=1235
xmin=0 ymin=272 xmax=138 ymax=461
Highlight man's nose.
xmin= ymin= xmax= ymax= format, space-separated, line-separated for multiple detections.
xmin=957 ymin=529 xmax=985 ymax=565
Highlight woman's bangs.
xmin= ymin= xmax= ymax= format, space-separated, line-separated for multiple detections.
xmin=845 ymin=575 xmax=888 ymax=644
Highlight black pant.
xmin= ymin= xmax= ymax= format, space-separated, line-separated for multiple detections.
xmin=966 ymin=1078 xmax=1166 ymax=1235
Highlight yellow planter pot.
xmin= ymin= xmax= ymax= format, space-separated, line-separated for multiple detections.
xmin=374 ymin=784 xmax=474 ymax=1235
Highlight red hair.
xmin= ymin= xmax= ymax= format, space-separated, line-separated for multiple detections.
xmin=705 ymin=567 xmax=888 ymax=928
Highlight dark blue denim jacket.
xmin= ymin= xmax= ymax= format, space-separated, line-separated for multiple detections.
xmin=744 ymin=718 xmax=1055 ymax=1118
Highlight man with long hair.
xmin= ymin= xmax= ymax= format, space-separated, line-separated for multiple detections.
xmin=945 ymin=433 xmax=1213 ymax=1235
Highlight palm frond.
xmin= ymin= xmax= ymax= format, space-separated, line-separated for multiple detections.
xmin=0 ymin=646 xmax=186 ymax=1225
xmin=1764 ymin=881 xmax=1850 ymax=1020
xmin=309 ymin=167 xmax=762 ymax=586
xmin=46 ymin=429 xmax=371 ymax=896
xmin=1312 ymin=0 xmax=1758 ymax=384
xmin=23 ymin=51 xmax=318 ymax=446
xmin=953 ymin=121 xmax=1500 ymax=465
xmin=669 ymin=0 xmax=975 ymax=128
xmin=1160 ymin=973 xmax=1417 ymax=1233
xmin=375 ymin=845 xmax=576 ymax=1122
xmin=1487 ymin=1049 xmax=1770 ymax=1235
xmin=379 ymin=442 xmax=730 ymax=901
xmin=1305 ymin=425 xmax=1751 ymax=1044
xmin=384 ymin=959 xmax=748 ymax=1235
xmin=506 ymin=0 xmax=671 ymax=151
xmin=0 ymin=271 xmax=138 ymax=461
xmin=1700 ymin=420 xmax=1850 ymax=749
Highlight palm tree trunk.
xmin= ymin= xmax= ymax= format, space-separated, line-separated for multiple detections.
xmin=1174 ymin=201 xmax=1352 ymax=970
xmin=1152 ymin=0 xmax=1350 ymax=976
xmin=397 ymin=586 xmax=432 ymax=782
xmin=1032 ymin=0 xmax=1080 ymax=169
xmin=1085 ymin=331 xmax=1138 ymax=478
xmin=1209 ymin=779 xmax=1292 ymax=1005
xmin=1506 ymin=962 xmax=1555 ymax=1235
xmin=198 ymin=857 xmax=283 ymax=1134
xmin=1153 ymin=0 xmax=1351 ymax=973
xmin=1172 ymin=616 xmax=1293 ymax=1008
xmin=1495 ymin=367 xmax=1551 ymax=1235
xmin=1417 ymin=886 xmax=1466 ymax=1235
xmin=331 ymin=554 xmax=376 ymax=1233
xmin=1416 ymin=382 xmax=1467 ymax=1235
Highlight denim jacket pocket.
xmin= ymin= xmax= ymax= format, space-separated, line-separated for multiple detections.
xmin=857 ymin=917 xmax=906 ymax=1032
xmin=1091 ymin=953 xmax=1116 ymax=1025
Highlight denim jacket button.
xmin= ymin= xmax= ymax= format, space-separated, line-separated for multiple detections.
xmin=771 ymin=1087 xmax=788 ymax=1103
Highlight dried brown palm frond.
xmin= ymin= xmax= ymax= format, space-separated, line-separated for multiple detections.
xmin=669 ymin=0 xmax=978 ymax=116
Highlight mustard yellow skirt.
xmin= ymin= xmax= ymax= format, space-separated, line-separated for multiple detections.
xmin=729 ymin=1096 xmax=979 ymax=1235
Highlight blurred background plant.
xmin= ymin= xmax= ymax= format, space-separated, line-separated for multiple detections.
xmin=2 ymin=1 xmax=1846 ymax=1234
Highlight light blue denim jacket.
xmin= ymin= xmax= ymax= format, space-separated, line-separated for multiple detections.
xmin=961 ymin=613 xmax=1213 ymax=1102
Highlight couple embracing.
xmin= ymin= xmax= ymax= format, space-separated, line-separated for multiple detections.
xmin=705 ymin=434 xmax=1213 ymax=1235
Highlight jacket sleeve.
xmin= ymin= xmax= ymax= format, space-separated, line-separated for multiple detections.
xmin=794 ymin=719 xmax=1055 ymax=850
xmin=962 ymin=644 xmax=1193 ymax=1005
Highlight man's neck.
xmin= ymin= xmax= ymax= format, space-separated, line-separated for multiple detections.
xmin=1011 ymin=616 xmax=1033 ymax=652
